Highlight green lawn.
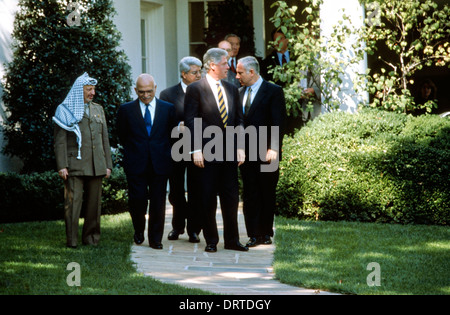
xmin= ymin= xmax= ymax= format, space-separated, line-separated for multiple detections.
xmin=1 ymin=213 xmax=449 ymax=295
xmin=0 ymin=213 xmax=209 ymax=295
xmin=273 ymin=217 xmax=450 ymax=295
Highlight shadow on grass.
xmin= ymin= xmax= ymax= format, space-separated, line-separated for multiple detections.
xmin=0 ymin=214 xmax=209 ymax=295
xmin=273 ymin=217 xmax=450 ymax=295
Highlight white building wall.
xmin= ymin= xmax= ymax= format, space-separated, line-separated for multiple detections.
xmin=320 ymin=0 xmax=368 ymax=113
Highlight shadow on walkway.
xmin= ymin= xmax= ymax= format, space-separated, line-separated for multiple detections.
xmin=130 ymin=200 xmax=338 ymax=295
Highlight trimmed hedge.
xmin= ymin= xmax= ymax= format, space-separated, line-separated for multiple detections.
xmin=277 ymin=108 xmax=450 ymax=225
xmin=0 ymin=167 xmax=128 ymax=223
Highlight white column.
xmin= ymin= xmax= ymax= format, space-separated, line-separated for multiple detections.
xmin=320 ymin=0 xmax=368 ymax=113
xmin=252 ymin=0 xmax=265 ymax=58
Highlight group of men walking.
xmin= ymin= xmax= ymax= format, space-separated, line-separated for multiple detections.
xmin=54 ymin=46 xmax=287 ymax=253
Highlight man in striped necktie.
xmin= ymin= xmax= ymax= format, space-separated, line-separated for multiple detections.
xmin=184 ymin=48 xmax=248 ymax=253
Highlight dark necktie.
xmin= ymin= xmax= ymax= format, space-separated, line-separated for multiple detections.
xmin=281 ymin=53 xmax=287 ymax=65
xmin=144 ymin=104 xmax=152 ymax=136
xmin=230 ymin=58 xmax=236 ymax=73
xmin=244 ymin=87 xmax=252 ymax=116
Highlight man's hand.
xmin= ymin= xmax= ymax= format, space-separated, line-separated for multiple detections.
xmin=237 ymin=149 xmax=246 ymax=167
xmin=105 ymin=168 xmax=112 ymax=179
xmin=303 ymin=88 xmax=316 ymax=98
xmin=266 ymin=149 xmax=278 ymax=163
xmin=58 ymin=168 xmax=69 ymax=180
xmin=193 ymin=151 xmax=204 ymax=168
xmin=179 ymin=121 xmax=185 ymax=132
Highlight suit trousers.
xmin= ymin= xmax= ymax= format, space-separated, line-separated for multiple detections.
xmin=168 ymin=161 xmax=202 ymax=236
xmin=126 ymin=161 xmax=168 ymax=245
xmin=240 ymin=161 xmax=279 ymax=237
xmin=199 ymin=162 xmax=240 ymax=246
xmin=64 ymin=176 xmax=103 ymax=247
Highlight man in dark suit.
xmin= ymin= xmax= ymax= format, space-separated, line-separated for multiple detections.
xmin=117 ymin=74 xmax=176 ymax=249
xmin=184 ymin=48 xmax=248 ymax=252
xmin=236 ymin=56 xmax=287 ymax=247
xmin=219 ymin=37 xmax=241 ymax=87
xmin=261 ymin=29 xmax=290 ymax=83
xmin=159 ymin=56 xmax=202 ymax=243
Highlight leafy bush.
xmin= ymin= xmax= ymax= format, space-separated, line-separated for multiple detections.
xmin=277 ymin=108 xmax=450 ymax=225
xmin=0 ymin=167 xmax=128 ymax=223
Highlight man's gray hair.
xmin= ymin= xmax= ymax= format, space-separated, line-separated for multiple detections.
xmin=225 ymin=33 xmax=241 ymax=42
xmin=203 ymin=48 xmax=228 ymax=71
xmin=179 ymin=56 xmax=202 ymax=77
xmin=238 ymin=56 xmax=260 ymax=74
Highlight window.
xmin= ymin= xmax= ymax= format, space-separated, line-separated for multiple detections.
xmin=188 ymin=0 xmax=223 ymax=58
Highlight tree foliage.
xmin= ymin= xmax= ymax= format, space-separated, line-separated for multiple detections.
xmin=269 ymin=0 xmax=366 ymax=117
xmin=1 ymin=0 xmax=132 ymax=172
xmin=269 ymin=0 xmax=450 ymax=116
xmin=362 ymin=0 xmax=450 ymax=114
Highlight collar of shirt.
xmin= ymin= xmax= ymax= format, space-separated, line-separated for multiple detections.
xmin=206 ymin=74 xmax=228 ymax=112
xmin=180 ymin=81 xmax=188 ymax=93
xmin=228 ymin=57 xmax=236 ymax=67
xmin=139 ymin=98 xmax=156 ymax=122
xmin=84 ymin=102 xmax=90 ymax=116
xmin=244 ymin=76 xmax=263 ymax=106
xmin=276 ymin=50 xmax=290 ymax=65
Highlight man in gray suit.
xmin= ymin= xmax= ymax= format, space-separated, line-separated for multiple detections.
xmin=53 ymin=73 xmax=113 ymax=248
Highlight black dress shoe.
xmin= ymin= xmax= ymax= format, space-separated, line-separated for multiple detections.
xmin=149 ymin=242 xmax=163 ymax=250
xmin=260 ymin=235 xmax=272 ymax=245
xmin=246 ymin=237 xmax=258 ymax=247
xmin=224 ymin=241 xmax=249 ymax=251
xmin=205 ymin=244 xmax=217 ymax=252
xmin=188 ymin=233 xmax=200 ymax=243
xmin=168 ymin=230 xmax=183 ymax=240
xmin=134 ymin=232 xmax=144 ymax=245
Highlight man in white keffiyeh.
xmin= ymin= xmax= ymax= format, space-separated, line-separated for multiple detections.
xmin=53 ymin=72 xmax=113 ymax=248
xmin=53 ymin=72 xmax=98 ymax=159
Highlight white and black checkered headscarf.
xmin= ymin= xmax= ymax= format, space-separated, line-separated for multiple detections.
xmin=52 ymin=72 xmax=97 ymax=159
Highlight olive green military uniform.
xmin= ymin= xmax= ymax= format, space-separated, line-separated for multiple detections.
xmin=54 ymin=102 xmax=113 ymax=247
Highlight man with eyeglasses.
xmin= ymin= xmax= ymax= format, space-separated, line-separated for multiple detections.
xmin=117 ymin=74 xmax=176 ymax=249
xmin=159 ymin=56 xmax=203 ymax=244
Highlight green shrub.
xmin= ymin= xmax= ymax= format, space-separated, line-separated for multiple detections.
xmin=0 ymin=167 xmax=128 ymax=223
xmin=277 ymin=108 xmax=450 ymax=225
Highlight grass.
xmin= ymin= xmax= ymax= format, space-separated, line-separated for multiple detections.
xmin=273 ymin=216 xmax=450 ymax=295
xmin=2 ymin=213 xmax=449 ymax=295
xmin=0 ymin=213 xmax=210 ymax=295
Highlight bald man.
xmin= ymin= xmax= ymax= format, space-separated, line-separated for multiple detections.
xmin=117 ymin=74 xmax=176 ymax=249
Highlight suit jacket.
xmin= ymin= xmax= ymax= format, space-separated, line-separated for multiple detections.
xmin=184 ymin=77 xmax=244 ymax=162
xmin=54 ymin=102 xmax=113 ymax=176
xmin=159 ymin=83 xmax=185 ymax=123
xmin=239 ymin=80 xmax=287 ymax=162
xmin=117 ymin=98 xmax=176 ymax=176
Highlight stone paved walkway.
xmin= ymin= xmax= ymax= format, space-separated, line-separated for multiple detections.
xmin=130 ymin=200 xmax=338 ymax=295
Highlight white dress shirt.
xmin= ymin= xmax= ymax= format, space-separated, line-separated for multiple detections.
xmin=206 ymin=74 xmax=229 ymax=113
xmin=180 ymin=81 xmax=188 ymax=93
